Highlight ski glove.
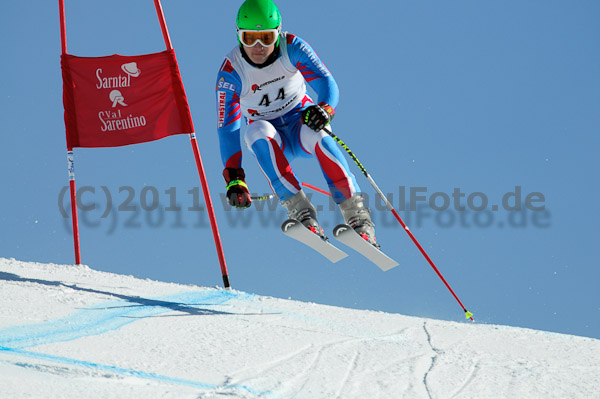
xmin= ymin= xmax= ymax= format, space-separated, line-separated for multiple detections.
xmin=302 ymin=102 xmax=335 ymax=132
xmin=223 ymin=167 xmax=252 ymax=209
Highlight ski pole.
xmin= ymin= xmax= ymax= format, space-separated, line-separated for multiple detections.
xmin=323 ymin=127 xmax=474 ymax=321
xmin=252 ymin=184 xmax=329 ymax=201
xmin=251 ymin=194 xmax=275 ymax=201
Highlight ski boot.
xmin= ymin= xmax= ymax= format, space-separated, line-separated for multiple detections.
xmin=281 ymin=191 xmax=326 ymax=239
xmin=339 ymin=193 xmax=378 ymax=247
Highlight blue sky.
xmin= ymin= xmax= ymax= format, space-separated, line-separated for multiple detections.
xmin=1 ymin=1 xmax=599 ymax=339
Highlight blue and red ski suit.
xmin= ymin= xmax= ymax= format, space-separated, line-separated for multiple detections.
xmin=216 ymin=32 xmax=360 ymax=204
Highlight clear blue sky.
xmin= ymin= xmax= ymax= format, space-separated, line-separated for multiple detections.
xmin=1 ymin=1 xmax=599 ymax=338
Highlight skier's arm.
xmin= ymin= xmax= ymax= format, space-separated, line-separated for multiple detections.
xmin=216 ymin=59 xmax=243 ymax=169
xmin=286 ymin=34 xmax=339 ymax=109
xmin=216 ymin=59 xmax=251 ymax=208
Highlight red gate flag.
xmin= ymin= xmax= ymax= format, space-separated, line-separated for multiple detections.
xmin=61 ymin=49 xmax=194 ymax=148
xmin=58 ymin=0 xmax=231 ymax=288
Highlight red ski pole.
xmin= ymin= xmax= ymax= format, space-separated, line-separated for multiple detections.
xmin=323 ymin=127 xmax=474 ymax=321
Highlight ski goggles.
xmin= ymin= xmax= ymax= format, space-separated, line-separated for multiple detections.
xmin=237 ymin=28 xmax=280 ymax=47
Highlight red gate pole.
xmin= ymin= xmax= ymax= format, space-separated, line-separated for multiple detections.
xmin=153 ymin=0 xmax=173 ymax=50
xmin=59 ymin=0 xmax=82 ymax=265
xmin=189 ymin=134 xmax=231 ymax=288
xmin=154 ymin=0 xmax=231 ymax=288
xmin=59 ymin=0 xmax=67 ymax=54
xmin=67 ymin=151 xmax=81 ymax=265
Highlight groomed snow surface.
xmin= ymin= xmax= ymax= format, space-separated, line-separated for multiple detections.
xmin=0 ymin=258 xmax=598 ymax=399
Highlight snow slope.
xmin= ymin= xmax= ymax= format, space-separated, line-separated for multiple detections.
xmin=0 ymin=258 xmax=598 ymax=399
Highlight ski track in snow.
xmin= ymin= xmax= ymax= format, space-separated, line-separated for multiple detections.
xmin=422 ymin=321 xmax=439 ymax=399
xmin=448 ymin=359 xmax=480 ymax=399
xmin=1 ymin=258 xmax=600 ymax=399
xmin=334 ymin=348 xmax=360 ymax=399
xmin=422 ymin=320 xmax=482 ymax=399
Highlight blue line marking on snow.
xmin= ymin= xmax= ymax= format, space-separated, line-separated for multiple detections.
xmin=0 ymin=346 xmax=271 ymax=397
xmin=0 ymin=288 xmax=272 ymax=397
xmin=0 ymin=345 xmax=214 ymax=389
xmin=0 ymin=289 xmax=241 ymax=349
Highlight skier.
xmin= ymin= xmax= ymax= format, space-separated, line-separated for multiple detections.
xmin=216 ymin=0 xmax=376 ymax=245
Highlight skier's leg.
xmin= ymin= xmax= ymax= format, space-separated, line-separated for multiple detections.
xmin=298 ymin=125 xmax=360 ymax=204
xmin=299 ymin=125 xmax=376 ymax=244
xmin=245 ymin=120 xmax=301 ymax=202
xmin=245 ymin=120 xmax=324 ymax=237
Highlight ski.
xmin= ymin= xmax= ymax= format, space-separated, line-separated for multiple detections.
xmin=333 ymin=224 xmax=399 ymax=271
xmin=281 ymin=219 xmax=348 ymax=263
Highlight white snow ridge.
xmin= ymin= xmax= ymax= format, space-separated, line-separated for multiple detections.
xmin=0 ymin=258 xmax=598 ymax=399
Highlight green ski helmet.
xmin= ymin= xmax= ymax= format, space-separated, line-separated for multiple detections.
xmin=236 ymin=0 xmax=282 ymax=46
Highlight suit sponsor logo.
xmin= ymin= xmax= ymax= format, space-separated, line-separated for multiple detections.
xmin=298 ymin=43 xmax=330 ymax=77
xmin=218 ymin=91 xmax=226 ymax=128
xmin=251 ymin=76 xmax=285 ymax=93
xmin=217 ymin=77 xmax=236 ymax=92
